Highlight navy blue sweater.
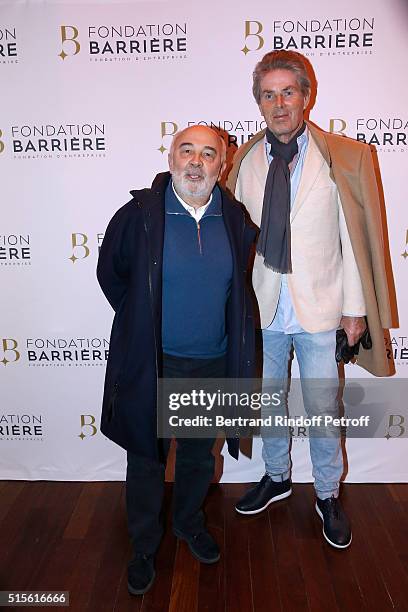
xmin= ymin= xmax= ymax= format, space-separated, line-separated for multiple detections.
xmin=162 ymin=183 xmax=233 ymax=358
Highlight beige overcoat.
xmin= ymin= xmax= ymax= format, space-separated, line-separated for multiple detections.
xmin=227 ymin=121 xmax=393 ymax=376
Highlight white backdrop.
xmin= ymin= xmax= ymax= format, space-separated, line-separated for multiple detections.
xmin=1 ymin=0 xmax=408 ymax=482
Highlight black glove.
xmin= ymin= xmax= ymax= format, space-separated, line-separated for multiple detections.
xmin=335 ymin=326 xmax=372 ymax=364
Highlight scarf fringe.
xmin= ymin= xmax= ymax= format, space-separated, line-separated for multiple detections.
xmin=256 ymin=247 xmax=292 ymax=274
xmin=261 ymin=260 xmax=292 ymax=274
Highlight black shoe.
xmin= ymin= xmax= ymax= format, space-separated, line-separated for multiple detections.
xmin=127 ymin=553 xmax=156 ymax=595
xmin=315 ymin=496 xmax=352 ymax=549
xmin=174 ymin=528 xmax=220 ymax=564
xmin=235 ymin=474 xmax=292 ymax=515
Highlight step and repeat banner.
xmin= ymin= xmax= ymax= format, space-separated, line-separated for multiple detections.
xmin=1 ymin=0 xmax=408 ymax=481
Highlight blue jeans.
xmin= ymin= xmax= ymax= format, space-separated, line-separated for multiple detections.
xmin=261 ymin=329 xmax=342 ymax=500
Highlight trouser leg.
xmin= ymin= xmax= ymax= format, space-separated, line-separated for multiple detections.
xmin=261 ymin=330 xmax=293 ymax=481
xmin=293 ymin=330 xmax=342 ymax=499
xmin=172 ymin=436 xmax=216 ymax=535
xmin=126 ymin=442 xmax=169 ymax=556
xmin=163 ymin=353 xmax=225 ymax=535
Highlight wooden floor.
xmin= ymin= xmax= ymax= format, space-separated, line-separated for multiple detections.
xmin=1 ymin=481 xmax=408 ymax=611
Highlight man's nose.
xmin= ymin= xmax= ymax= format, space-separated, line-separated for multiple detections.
xmin=190 ymin=153 xmax=202 ymax=166
xmin=274 ymin=94 xmax=284 ymax=107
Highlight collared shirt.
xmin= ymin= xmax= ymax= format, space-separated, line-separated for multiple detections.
xmin=172 ymin=182 xmax=212 ymax=221
xmin=266 ymin=128 xmax=309 ymax=334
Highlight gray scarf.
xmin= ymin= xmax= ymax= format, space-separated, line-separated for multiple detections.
xmin=257 ymin=123 xmax=306 ymax=273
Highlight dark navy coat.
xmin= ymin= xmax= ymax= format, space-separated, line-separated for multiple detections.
xmin=97 ymin=172 xmax=256 ymax=460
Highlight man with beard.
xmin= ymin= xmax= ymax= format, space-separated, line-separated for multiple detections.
xmin=97 ymin=125 xmax=256 ymax=594
xmin=227 ymin=50 xmax=392 ymax=549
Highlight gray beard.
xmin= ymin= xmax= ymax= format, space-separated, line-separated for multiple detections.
xmin=171 ymin=171 xmax=215 ymax=202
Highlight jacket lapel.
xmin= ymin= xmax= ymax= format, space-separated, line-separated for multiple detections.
xmin=252 ymin=137 xmax=270 ymax=191
xmin=290 ymin=131 xmax=325 ymax=222
xmin=306 ymin=121 xmax=332 ymax=168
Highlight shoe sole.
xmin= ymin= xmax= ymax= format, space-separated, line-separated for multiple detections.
xmin=127 ymin=570 xmax=156 ymax=596
xmin=235 ymin=488 xmax=292 ymax=515
xmin=174 ymin=531 xmax=220 ymax=564
xmin=315 ymin=503 xmax=352 ymax=549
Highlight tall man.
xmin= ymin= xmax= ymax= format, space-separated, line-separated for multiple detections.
xmin=97 ymin=126 xmax=255 ymax=594
xmin=227 ymin=50 xmax=392 ymax=549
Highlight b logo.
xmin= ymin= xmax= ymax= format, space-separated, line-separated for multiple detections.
xmin=385 ymin=415 xmax=405 ymax=439
xmin=0 ymin=129 xmax=4 ymax=154
xmin=1 ymin=338 xmax=20 ymax=366
xmin=241 ymin=21 xmax=264 ymax=55
xmin=158 ymin=121 xmax=178 ymax=154
xmin=329 ymin=119 xmax=347 ymax=137
xmin=79 ymin=415 xmax=98 ymax=439
xmin=59 ymin=26 xmax=80 ymax=60
xmin=69 ymin=233 xmax=90 ymax=263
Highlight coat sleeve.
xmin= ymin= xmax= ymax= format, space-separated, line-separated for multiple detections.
xmin=96 ymin=204 xmax=134 ymax=312
xmin=338 ymin=195 xmax=366 ymax=317
xmin=358 ymin=145 xmax=393 ymax=329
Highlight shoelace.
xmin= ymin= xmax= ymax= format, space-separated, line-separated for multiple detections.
xmin=326 ymin=497 xmax=340 ymax=520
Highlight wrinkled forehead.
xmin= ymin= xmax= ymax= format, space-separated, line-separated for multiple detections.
xmin=172 ymin=127 xmax=222 ymax=153
xmin=260 ymin=68 xmax=302 ymax=91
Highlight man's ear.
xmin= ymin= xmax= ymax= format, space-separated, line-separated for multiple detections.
xmin=303 ymin=90 xmax=311 ymax=110
xmin=168 ymin=153 xmax=173 ymax=172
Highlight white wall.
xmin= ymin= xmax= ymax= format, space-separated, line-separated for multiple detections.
xmin=1 ymin=0 xmax=407 ymax=481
